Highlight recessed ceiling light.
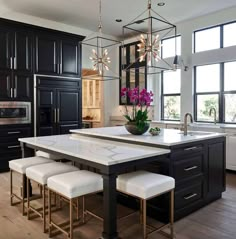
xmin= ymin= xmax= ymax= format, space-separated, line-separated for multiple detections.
xmin=115 ymin=19 xmax=122 ymax=22
xmin=157 ymin=2 xmax=165 ymax=6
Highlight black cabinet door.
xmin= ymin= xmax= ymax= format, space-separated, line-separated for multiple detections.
xmin=35 ymin=35 xmax=58 ymax=74
xmin=37 ymin=87 xmax=57 ymax=136
xmin=0 ymin=29 xmax=12 ymax=71
xmin=60 ymin=39 xmax=80 ymax=77
xmin=13 ymin=73 xmax=32 ymax=100
xmin=207 ymin=141 xmax=225 ymax=198
xmin=56 ymin=89 xmax=80 ymax=134
xmin=13 ymin=31 xmax=32 ymax=73
xmin=0 ymin=71 xmax=11 ymax=100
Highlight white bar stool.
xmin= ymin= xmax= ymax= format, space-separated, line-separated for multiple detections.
xmin=9 ymin=156 xmax=53 ymax=215
xmin=26 ymin=162 xmax=79 ymax=232
xmin=47 ymin=170 xmax=103 ymax=239
xmin=117 ymin=170 xmax=175 ymax=239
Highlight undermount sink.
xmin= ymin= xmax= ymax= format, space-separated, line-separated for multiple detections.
xmin=178 ymin=131 xmax=213 ymax=136
xmin=190 ymin=123 xmax=222 ymax=128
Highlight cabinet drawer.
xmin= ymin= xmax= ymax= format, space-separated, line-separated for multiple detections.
xmin=0 ymin=151 xmax=22 ymax=172
xmin=175 ymin=183 xmax=203 ymax=210
xmin=171 ymin=144 xmax=204 ymax=160
xmin=0 ymin=127 xmax=31 ymax=138
xmin=174 ymin=155 xmax=203 ymax=181
xmin=0 ymin=142 xmax=21 ymax=153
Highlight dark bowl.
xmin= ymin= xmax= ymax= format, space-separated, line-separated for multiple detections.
xmin=124 ymin=122 xmax=150 ymax=135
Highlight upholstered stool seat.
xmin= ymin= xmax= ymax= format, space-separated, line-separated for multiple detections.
xmin=117 ymin=170 xmax=175 ymax=239
xmin=9 ymin=156 xmax=53 ymax=215
xmin=9 ymin=156 xmax=52 ymax=174
xmin=47 ymin=170 xmax=103 ymax=239
xmin=26 ymin=162 xmax=79 ymax=232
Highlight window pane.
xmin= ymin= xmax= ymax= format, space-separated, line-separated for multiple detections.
xmin=139 ymin=68 xmax=145 ymax=90
xmin=163 ymin=69 xmax=181 ymax=94
xmin=130 ymin=45 xmax=136 ymax=63
xmin=224 ymin=22 xmax=236 ymax=48
xmin=130 ymin=71 xmax=135 ymax=89
xmin=120 ymin=71 xmax=127 ymax=104
xmin=195 ymin=27 xmax=220 ymax=52
xmin=162 ymin=36 xmax=181 ymax=58
xmin=196 ymin=64 xmax=220 ymax=92
xmin=224 ymin=94 xmax=236 ymax=123
xmin=197 ymin=94 xmax=219 ymax=122
xmin=163 ymin=96 xmax=180 ymax=120
xmin=224 ymin=61 xmax=236 ymax=91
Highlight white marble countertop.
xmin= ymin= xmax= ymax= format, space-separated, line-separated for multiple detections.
xmin=71 ymin=126 xmax=226 ymax=147
xmin=19 ymin=134 xmax=170 ymax=166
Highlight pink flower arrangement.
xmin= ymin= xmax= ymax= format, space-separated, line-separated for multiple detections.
xmin=121 ymin=87 xmax=153 ymax=130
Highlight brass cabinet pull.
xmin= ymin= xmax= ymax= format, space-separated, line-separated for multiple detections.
xmin=8 ymin=131 xmax=21 ymax=135
xmin=184 ymin=166 xmax=198 ymax=171
xmin=57 ymin=108 xmax=60 ymax=122
xmin=184 ymin=193 xmax=197 ymax=200
xmin=54 ymin=108 xmax=57 ymax=123
xmin=10 ymin=88 xmax=13 ymax=98
xmin=8 ymin=145 xmax=21 ymax=149
xmin=10 ymin=57 xmax=13 ymax=69
xmin=184 ymin=146 xmax=201 ymax=151
xmin=14 ymin=88 xmax=17 ymax=98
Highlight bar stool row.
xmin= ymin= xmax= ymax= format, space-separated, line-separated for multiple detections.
xmin=9 ymin=153 xmax=175 ymax=239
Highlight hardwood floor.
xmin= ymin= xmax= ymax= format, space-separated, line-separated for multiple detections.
xmin=0 ymin=172 xmax=236 ymax=239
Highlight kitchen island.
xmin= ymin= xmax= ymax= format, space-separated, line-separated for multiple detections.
xmin=71 ymin=126 xmax=226 ymax=221
xmin=19 ymin=134 xmax=170 ymax=239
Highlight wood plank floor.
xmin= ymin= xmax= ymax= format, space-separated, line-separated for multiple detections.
xmin=0 ymin=172 xmax=236 ymax=239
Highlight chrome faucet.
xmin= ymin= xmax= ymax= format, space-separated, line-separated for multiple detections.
xmin=209 ymin=108 xmax=217 ymax=124
xmin=183 ymin=113 xmax=193 ymax=136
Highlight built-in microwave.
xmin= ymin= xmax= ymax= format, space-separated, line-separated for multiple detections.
xmin=0 ymin=102 xmax=31 ymax=125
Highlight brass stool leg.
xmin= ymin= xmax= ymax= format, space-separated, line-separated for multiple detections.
xmin=82 ymin=196 xmax=85 ymax=223
xmin=76 ymin=198 xmax=79 ymax=220
xmin=27 ymin=177 xmax=30 ymax=220
xmin=140 ymin=198 xmax=143 ymax=224
xmin=10 ymin=170 xmax=13 ymax=206
xmin=48 ymin=189 xmax=52 ymax=238
xmin=22 ymin=174 xmax=26 ymax=216
xmin=43 ymin=185 xmax=46 ymax=233
xmin=143 ymin=199 xmax=147 ymax=239
xmin=170 ymin=190 xmax=174 ymax=239
xmin=70 ymin=199 xmax=73 ymax=239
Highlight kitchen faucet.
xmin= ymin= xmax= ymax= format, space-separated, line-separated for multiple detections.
xmin=209 ymin=108 xmax=217 ymax=124
xmin=183 ymin=113 xmax=193 ymax=136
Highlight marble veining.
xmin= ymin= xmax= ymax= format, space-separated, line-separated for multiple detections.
xmin=70 ymin=126 xmax=226 ymax=147
xmin=19 ymin=134 xmax=170 ymax=166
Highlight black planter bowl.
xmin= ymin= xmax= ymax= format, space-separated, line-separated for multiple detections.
xmin=124 ymin=122 xmax=150 ymax=135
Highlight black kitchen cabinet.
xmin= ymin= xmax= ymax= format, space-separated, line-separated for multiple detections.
xmin=0 ymin=71 xmax=32 ymax=101
xmin=35 ymin=34 xmax=81 ymax=77
xmin=0 ymin=28 xmax=32 ymax=73
xmin=60 ymin=38 xmax=80 ymax=77
xmin=35 ymin=34 xmax=58 ymax=75
xmin=0 ymin=24 xmax=32 ymax=101
xmin=0 ymin=125 xmax=32 ymax=172
xmin=36 ymin=78 xmax=82 ymax=136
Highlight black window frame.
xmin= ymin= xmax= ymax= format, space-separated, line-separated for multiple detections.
xmin=194 ymin=61 xmax=236 ymax=124
xmin=161 ymin=70 xmax=181 ymax=121
xmin=194 ymin=20 xmax=236 ymax=53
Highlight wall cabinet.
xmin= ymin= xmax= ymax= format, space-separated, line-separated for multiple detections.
xmin=35 ymin=34 xmax=80 ymax=77
xmin=36 ymin=77 xmax=82 ymax=136
xmin=0 ymin=25 xmax=32 ymax=101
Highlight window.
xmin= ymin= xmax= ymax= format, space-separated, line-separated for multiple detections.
xmin=194 ymin=61 xmax=236 ymax=123
xmin=162 ymin=35 xmax=181 ymax=58
xmin=194 ymin=21 xmax=236 ymax=53
xmin=161 ymin=69 xmax=181 ymax=120
xmin=194 ymin=27 xmax=220 ymax=52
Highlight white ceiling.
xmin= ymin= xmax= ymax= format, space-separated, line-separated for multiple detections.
xmin=1 ymin=0 xmax=236 ymax=37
